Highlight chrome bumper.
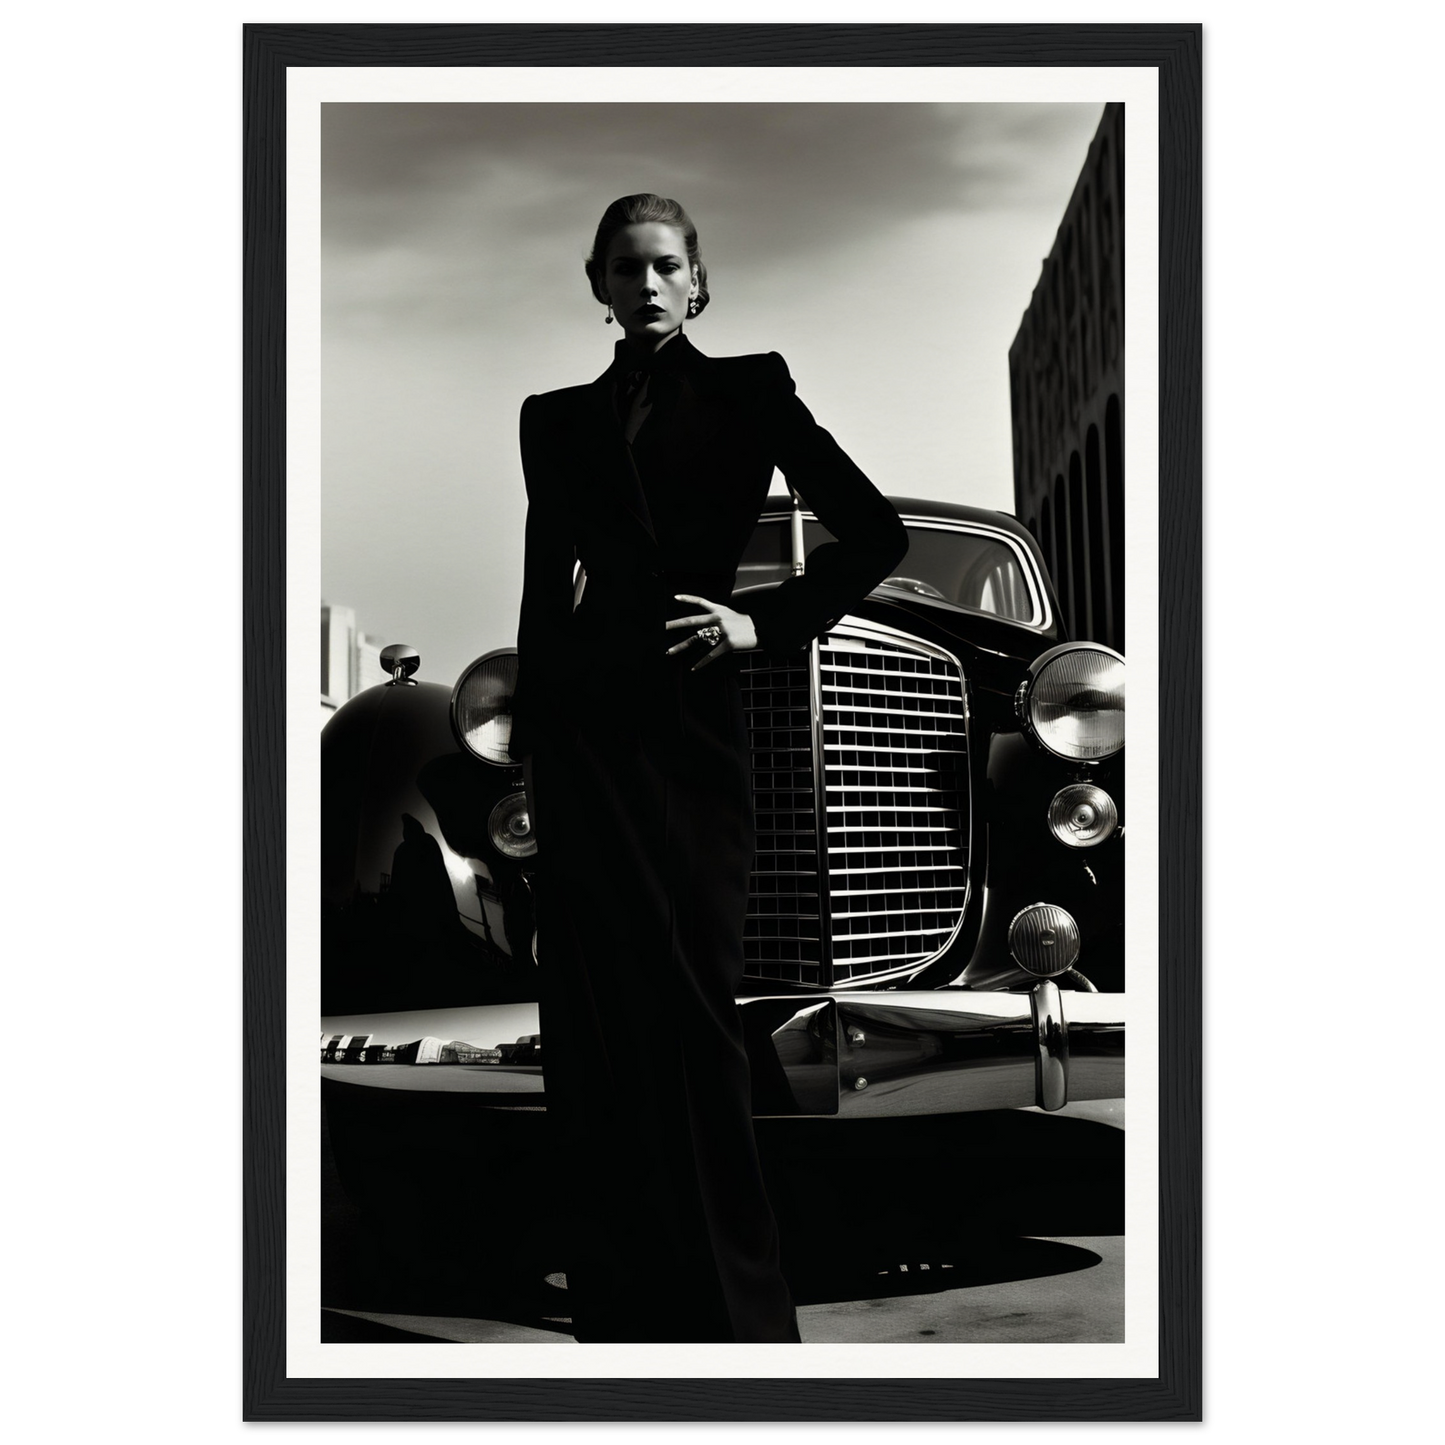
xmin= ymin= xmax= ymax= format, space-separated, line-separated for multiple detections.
xmin=744 ymin=982 xmax=1123 ymax=1118
xmin=320 ymin=984 xmax=1123 ymax=1119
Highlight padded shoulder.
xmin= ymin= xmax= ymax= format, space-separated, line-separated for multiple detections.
xmin=525 ymin=380 xmax=595 ymax=415
xmin=697 ymin=349 xmax=792 ymax=393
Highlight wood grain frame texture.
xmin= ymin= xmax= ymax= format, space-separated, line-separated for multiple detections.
xmin=243 ymin=22 xmax=1201 ymax=1422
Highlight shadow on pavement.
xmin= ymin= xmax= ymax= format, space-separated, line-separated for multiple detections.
xmin=758 ymin=1109 xmax=1123 ymax=1303
xmin=784 ymin=1238 xmax=1103 ymax=1307
xmin=322 ymin=1086 xmax=1122 ymax=1337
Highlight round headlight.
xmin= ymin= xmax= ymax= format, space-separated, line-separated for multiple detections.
xmin=1008 ymin=903 xmax=1081 ymax=977
xmin=1048 ymin=784 xmax=1119 ymax=848
xmin=1018 ymin=643 xmax=1124 ymax=761
xmin=452 ymin=650 xmax=519 ymax=765
xmin=488 ymin=790 xmax=536 ymax=859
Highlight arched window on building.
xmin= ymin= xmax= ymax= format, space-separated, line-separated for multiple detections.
xmin=1069 ymin=451 xmax=1089 ymax=639
xmin=1106 ymin=394 xmax=1125 ymax=651
xmin=1086 ymin=424 xmax=1110 ymax=650
xmin=1039 ymin=496 xmax=1054 ymax=610
xmin=1052 ymin=474 xmax=1070 ymax=635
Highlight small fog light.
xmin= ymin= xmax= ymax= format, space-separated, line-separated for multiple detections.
xmin=488 ymin=791 xmax=537 ymax=859
xmin=1048 ymin=784 xmax=1118 ymax=848
xmin=1008 ymin=902 xmax=1081 ymax=977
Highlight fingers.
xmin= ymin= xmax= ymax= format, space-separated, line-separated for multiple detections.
xmin=665 ymin=632 xmax=706 ymax=657
xmin=666 ymin=595 xmax=721 ymax=630
xmin=677 ymin=594 xmax=742 ymax=625
xmin=666 ymin=596 xmax=735 ymax=667
xmin=666 ymin=623 xmax=727 ymax=658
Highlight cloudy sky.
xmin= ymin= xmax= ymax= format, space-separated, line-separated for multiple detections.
xmin=321 ymin=101 xmax=1103 ymax=687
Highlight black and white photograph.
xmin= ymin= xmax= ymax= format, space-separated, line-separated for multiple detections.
xmin=310 ymin=85 xmax=1141 ymax=1358
xmin=240 ymin=23 xmax=1185 ymax=1422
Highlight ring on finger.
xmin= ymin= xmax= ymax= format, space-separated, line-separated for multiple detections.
xmin=695 ymin=624 xmax=722 ymax=647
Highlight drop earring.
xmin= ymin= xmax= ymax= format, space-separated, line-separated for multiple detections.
xmin=687 ymin=296 xmax=699 ymax=318
xmin=604 ymin=301 xmax=614 ymax=325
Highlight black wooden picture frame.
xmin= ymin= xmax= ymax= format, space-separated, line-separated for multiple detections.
xmin=243 ymin=21 xmax=1201 ymax=1421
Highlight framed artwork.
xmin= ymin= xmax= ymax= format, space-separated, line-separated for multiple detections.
xmin=236 ymin=14 xmax=1208 ymax=1433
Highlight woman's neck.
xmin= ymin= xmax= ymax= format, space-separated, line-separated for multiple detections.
xmin=621 ymin=327 xmax=683 ymax=358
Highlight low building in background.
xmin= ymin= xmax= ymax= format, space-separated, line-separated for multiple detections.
xmin=1009 ymin=102 xmax=1124 ymax=654
xmin=321 ymin=602 xmax=389 ymax=723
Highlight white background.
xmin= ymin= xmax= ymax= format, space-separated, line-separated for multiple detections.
xmin=287 ymin=62 xmax=1161 ymax=1384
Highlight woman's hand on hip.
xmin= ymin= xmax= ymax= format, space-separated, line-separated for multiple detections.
xmin=665 ymin=594 xmax=760 ymax=671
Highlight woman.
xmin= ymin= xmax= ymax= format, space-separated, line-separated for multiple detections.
xmin=512 ymin=193 xmax=907 ymax=1344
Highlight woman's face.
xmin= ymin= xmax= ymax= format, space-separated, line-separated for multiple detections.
xmin=602 ymin=222 xmax=698 ymax=346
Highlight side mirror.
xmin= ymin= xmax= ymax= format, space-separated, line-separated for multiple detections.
xmin=379 ymin=643 xmax=421 ymax=685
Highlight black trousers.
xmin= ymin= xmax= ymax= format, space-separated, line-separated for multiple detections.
xmin=524 ymin=659 xmax=801 ymax=1344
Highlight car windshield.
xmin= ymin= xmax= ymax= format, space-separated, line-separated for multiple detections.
xmin=737 ymin=516 xmax=1039 ymax=624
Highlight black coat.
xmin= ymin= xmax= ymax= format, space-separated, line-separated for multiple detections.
xmin=511 ymin=333 xmax=908 ymax=759
xmin=513 ymin=334 xmax=906 ymax=1343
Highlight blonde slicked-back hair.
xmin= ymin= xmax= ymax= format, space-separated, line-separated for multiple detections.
xmin=584 ymin=193 xmax=710 ymax=317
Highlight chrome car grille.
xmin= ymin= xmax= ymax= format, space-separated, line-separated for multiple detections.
xmin=740 ymin=650 xmax=821 ymax=982
xmin=740 ymin=625 xmax=970 ymax=987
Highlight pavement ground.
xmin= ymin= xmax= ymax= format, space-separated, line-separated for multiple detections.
xmin=321 ymin=1095 xmax=1124 ymax=1346
xmin=322 ymin=1234 xmax=1122 ymax=1343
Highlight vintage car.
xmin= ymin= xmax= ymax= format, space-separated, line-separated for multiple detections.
xmin=320 ymin=491 xmax=1126 ymax=1307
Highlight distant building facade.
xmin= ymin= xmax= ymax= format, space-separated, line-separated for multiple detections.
xmin=1009 ymin=102 xmax=1124 ymax=653
xmin=321 ymin=603 xmax=389 ymax=721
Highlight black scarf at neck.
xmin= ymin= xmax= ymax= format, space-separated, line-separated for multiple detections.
xmin=607 ymin=330 xmax=697 ymax=381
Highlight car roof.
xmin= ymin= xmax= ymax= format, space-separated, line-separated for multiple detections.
xmin=762 ymin=489 xmax=1036 ymax=546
